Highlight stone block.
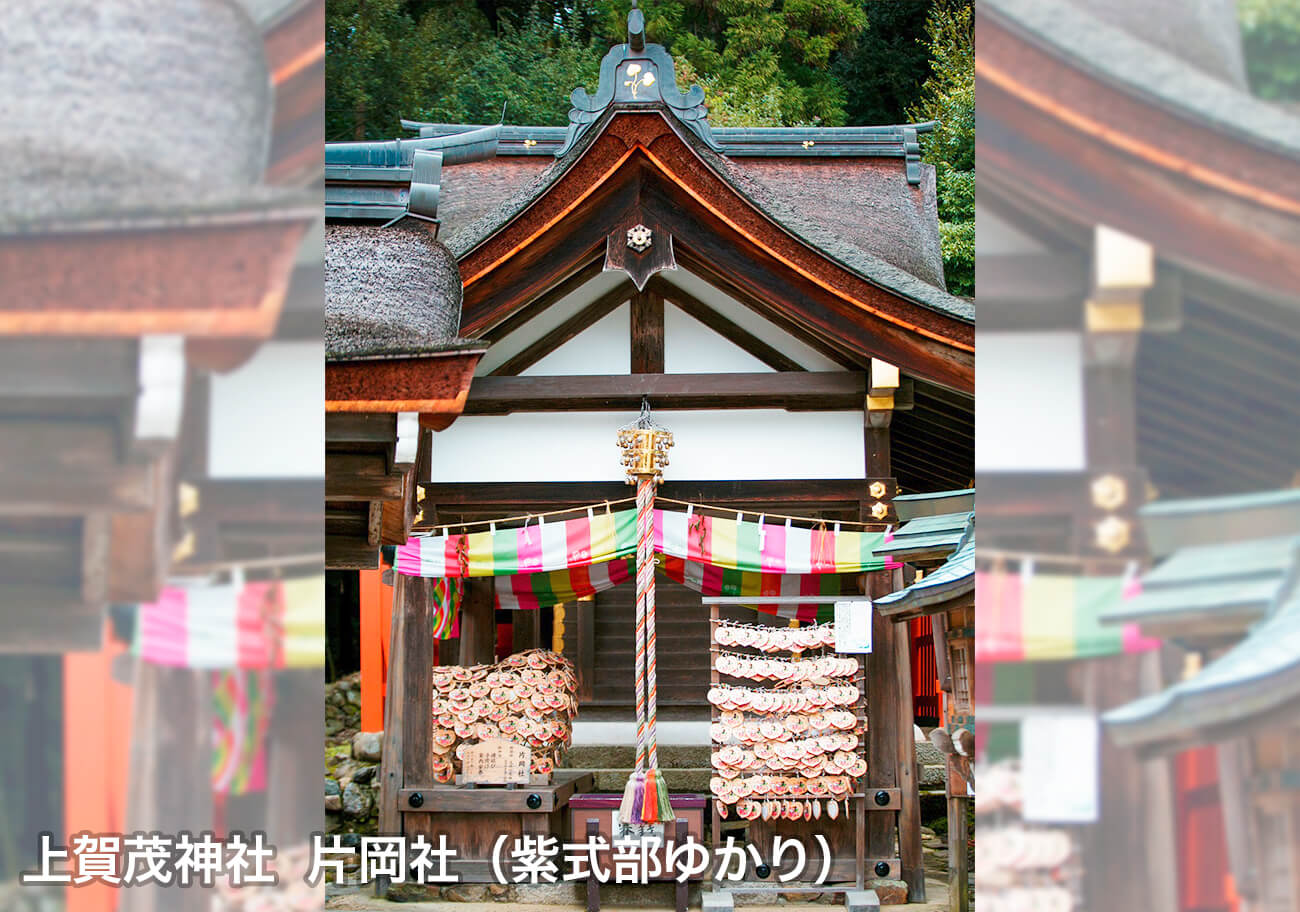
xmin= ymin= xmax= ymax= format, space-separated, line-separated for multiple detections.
xmin=843 ymin=888 xmax=880 ymax=911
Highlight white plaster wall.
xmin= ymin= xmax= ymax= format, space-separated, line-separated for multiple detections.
xmin=658 ymin=270 xmax=842 ymax=371
xmin=475 ymin=266 xmax=848 ymax=377
xmin=208 ymin=341 xmax=324 ymax=478
xmin=522 ymin=304 xmax=630 ymax=376
xmin=976 ymin=331 xmax=1085 ymax=471
xmin=663 ymin=302 xmax=772 ymax=373
xmin=475 ymin=269 xmax=628 ymax=375
xmin=431 ymin=410 xmax=865 ymax=482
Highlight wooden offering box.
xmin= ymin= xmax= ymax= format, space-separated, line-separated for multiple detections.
xmin=401 ymin=770 xmax=593 ymax=882
xmin=568 ymin=793 xmax=708 ymax=881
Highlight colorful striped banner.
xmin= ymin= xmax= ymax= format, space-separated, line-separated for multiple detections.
xmin=134 ymin=577 xmax=325 ymax=669
xmin=431 ymin=577 xmax=461 ymax=639
xmin=974 ymin=569 xmax=1159 ymax=662
xmin=211 ymin=668 xmax=272 ymax=795
xmin=397 ymin=509 xmax=894 ymax=579
xmin=494 ymin=555 xmax=844 ymax=621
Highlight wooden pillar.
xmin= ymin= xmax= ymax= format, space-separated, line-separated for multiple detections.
xmin=120 ymin=665 xmax=213 ymax=912
xmin=862 ymin=365 xmax=925 ymax=901
xmin=948 ymin=795 xmax=969 ymax=912
xmin=377 ymin=578 xmax=408 ymax=838
xmin=630 ymin=289 xmax=665 ymax=374
xmin=512 ymin=607 xmax=542 ymax=654
xmin=266 ymin=669 xmax=324 ymax=847
xmin=458 ymin=578 xmax=496 ymax=666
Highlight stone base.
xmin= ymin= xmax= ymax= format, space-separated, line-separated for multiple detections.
xmin=843 ymin=889 xmax=881 ymax=911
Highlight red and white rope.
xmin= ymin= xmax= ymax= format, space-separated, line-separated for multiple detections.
xmin=633 ymin=476 xmax=651 ymax=773
xmin=638 ymin=476 xmax=660 ymax=770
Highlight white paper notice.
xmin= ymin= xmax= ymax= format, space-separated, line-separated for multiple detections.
xmin=1021 ymin=712 xmax=1099 ymax=823
xmin=833 ymin=600 xmax=873 ymax=653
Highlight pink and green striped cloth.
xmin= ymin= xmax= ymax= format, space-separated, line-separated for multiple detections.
xmin=974 ymin=569 xmax=1159 ymax=662
xmin=495 ymin=554 xmax=846 ymax=621
xmin=211 ymin=668 xmax=272 ymax=795
xmin=396 ymin=508 xmax=894 ymax=580
xmin=134 ymin=578 xmax=325 ymax=669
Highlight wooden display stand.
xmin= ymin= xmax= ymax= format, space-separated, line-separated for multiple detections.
xmin=703 ymin=597 xmax=896 ymax=911
xmin=379 ymin=575 xmax=591 ymax=886
xmin=396 ymin=771 xmax=593 ymax=882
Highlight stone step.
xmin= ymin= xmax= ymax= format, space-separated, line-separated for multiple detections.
xmin=570 ymin=767 xmax=714 ymax=793
xmin=564 ymin=743 xmax=712 ymax=769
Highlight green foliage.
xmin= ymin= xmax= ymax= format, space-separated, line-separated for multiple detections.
xmin=326 ymin=1 xmax=976 ymax=295
xmin=832 ymin=1 xmax=933 ymax=126
xmin=1239 ymin=0 xmax=1300 ymax=102
xmin=327 ymin=1 xmax=893 ymax=138
xmin=908 ymin=0 xmax=973 ymax=296
xmin=327 ymin=1 xmax=603 ymax=138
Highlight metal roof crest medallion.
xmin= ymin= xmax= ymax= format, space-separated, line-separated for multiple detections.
xmin=556 ymin=1 xmax=721 ymax=157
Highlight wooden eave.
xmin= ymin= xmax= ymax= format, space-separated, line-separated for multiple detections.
xmin=325 ymin=413 xmax=431 ymax=570
xmin=0 ymin=208 xmax=314 ymax=338
xmin=325 ymin=348 xmax=486 ymax=422
xmin=263 ymin=0 xmax=325 ymax=186
xmin=977 ymin=6 xmax=1300 ymax=298
xmin=456 ymin=110 xmax=974 ymax=393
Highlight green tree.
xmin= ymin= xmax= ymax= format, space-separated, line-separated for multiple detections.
xmin=832 ymin=1 xmax=933 ymax=126
xmin=908 ymin=0 xmax=973 ymax=296
xmin=1239 ymin=0 xmax=1300 ymax=102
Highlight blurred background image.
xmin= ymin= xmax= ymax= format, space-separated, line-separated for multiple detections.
xmin=0 ymin=2 xmax=324 ymax=911
xmin=976 ymin=1 xmax=1300 ymax=911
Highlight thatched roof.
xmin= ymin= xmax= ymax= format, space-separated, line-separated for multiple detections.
xmin=325 ymin=222 xmax=479 ymax=360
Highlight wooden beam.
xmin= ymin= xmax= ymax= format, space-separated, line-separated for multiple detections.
xmin=0 ymin=585 xmax=101 ymax=652
xmin=652 ymin=278 xmax=805 ymax=372
xmin=668 ymin=252 xmax=863 ymax=371
xmin=491 ymin=282 xmax=632 ymax=377
xmin=420 ymin=479 xmax=874 ymax=516
xmin=325 ymin=453 xmax=404 ymax=501
xmin=82 ymin=513 xmax=110 ymax=605
xmin=630 ymin=289 xmax=665 ymax=374
xmin=326 ymin=534 xmax=379 ymax=570
xmin=108 ymin=448 xmax=175 ymax=604
xmin=464 ymin=371 xmax=866 ymax=414
xmin=479 ymin=256 xmax=606 ymax=343
xmin=194 ymin=479 xmax=324 ymax=523
xmin=326 ymin=413 xmax=396 ymax=445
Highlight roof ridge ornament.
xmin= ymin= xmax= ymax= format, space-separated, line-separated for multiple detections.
xmin=556 ymin=2 xmax=720 ymax=157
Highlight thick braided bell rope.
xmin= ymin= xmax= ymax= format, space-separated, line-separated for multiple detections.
xmin=633 ymin=476 xmax=651 ymax=773
xmin=640 ymin=476 xmax=660 ymax=769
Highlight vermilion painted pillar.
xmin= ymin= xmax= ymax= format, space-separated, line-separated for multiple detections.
xmin=64 ymin=626 xmax=133 ymax=912
xmin=359 ymin=569 xmax=393 ymax=732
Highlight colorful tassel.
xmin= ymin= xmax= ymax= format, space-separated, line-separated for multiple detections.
xmin=640 ymin=769 xmax=659 ymax=824
xmin=654 ymin=768 xmax=674 ymax=822
xmin=629 ymin=769 xmax=645 ymax=822
xmin=618 ymin=770 xmax=639 ymax=824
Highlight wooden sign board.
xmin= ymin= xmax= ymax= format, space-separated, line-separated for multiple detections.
xmin=461 ymin=739 xmax=530 ymax=786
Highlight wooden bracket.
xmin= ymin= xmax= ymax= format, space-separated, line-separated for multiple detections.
xmin=604 ymin=220 xmax=676 ymax=291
